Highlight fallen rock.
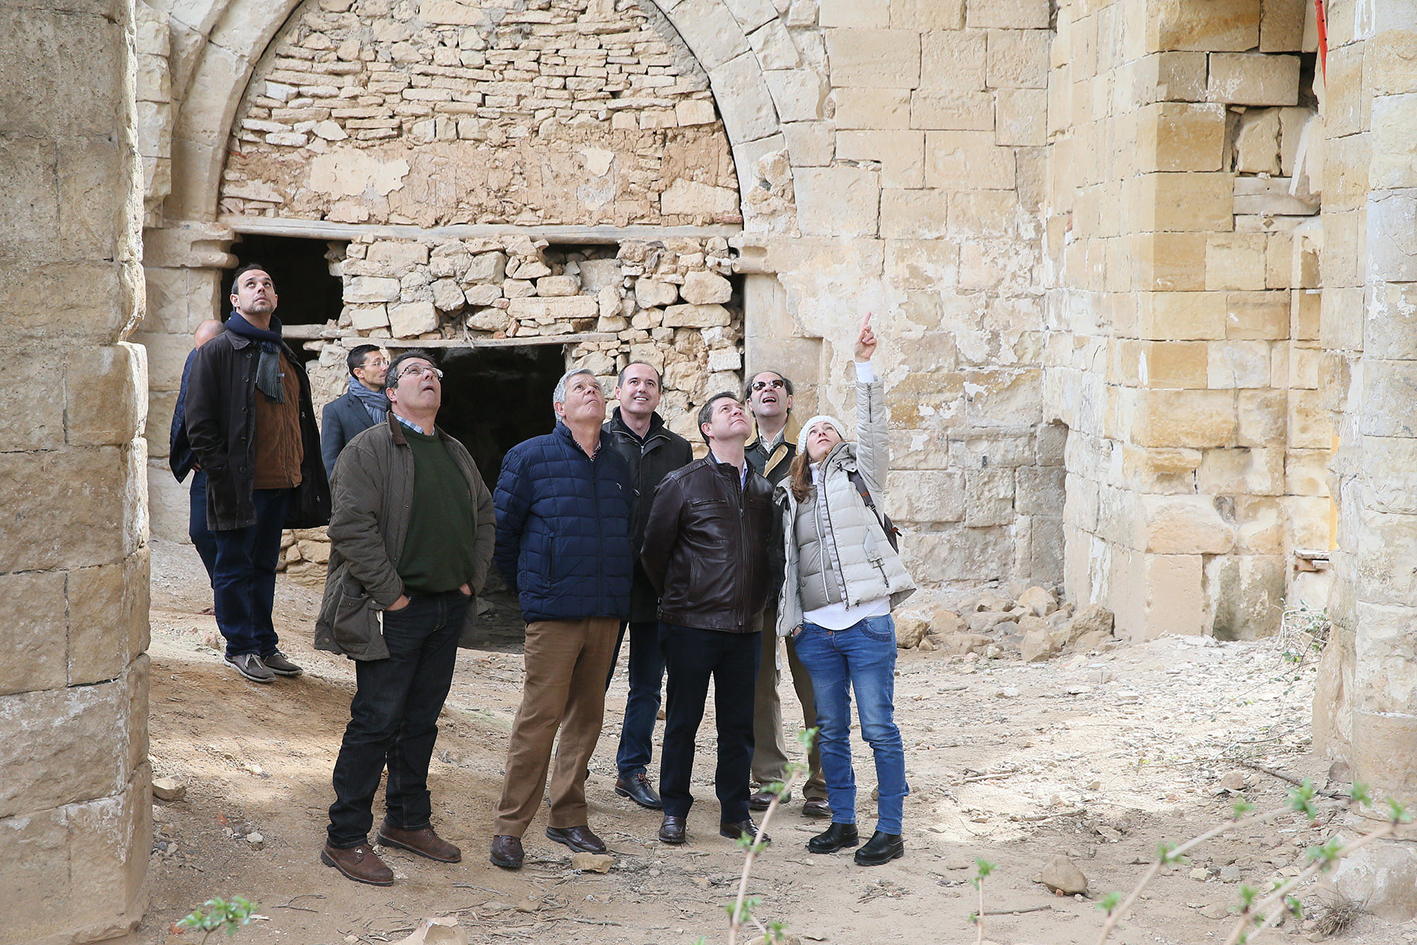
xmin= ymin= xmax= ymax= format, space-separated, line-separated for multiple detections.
xmin=1038 ymin=855 xmax=1088 ymax=895
xmin=895 ymin=611 xmax=931 ymax=648
xmin=1069 ymin=603 xmax=1114 ymax=640
xmin=931 ymin=607 xmax=966 ymax=635
xmin=152 ymin=777 xmax=187 ymax=802
xmin=977 ymin=590 xmax=1012 ymax=612
xmin=1219 ymin=770 xmax=1246 ymax=791
xmin=1074 ymin=629 xmax=1113 ymax=652
xmin=1020 ymin=628 xmax=1063 ymax=663
xmin=917 ymin=636 xmax=938 ymax=652
xmin=1016 ymin=614 xmax=1049 ymax=635
xmin=1017 ymin=585 xmax=1057 ymax=616
xmin=393 ymin=917 xmax=468 ymax=945
xmin=571 ymin=852 xmax=615 ymax=873
xmin=966 ymin=611 xmax=1016 ymax=634
xmin=939 ymin=633 xmax=993 ymax=656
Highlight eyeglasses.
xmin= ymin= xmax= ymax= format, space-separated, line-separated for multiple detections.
xmin=750 ymin=378 xmax=786 ymax=392
xmin=397 ymin=365 xmax=443 ymax=381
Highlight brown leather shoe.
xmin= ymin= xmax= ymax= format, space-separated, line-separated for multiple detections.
xmin=658 ymin=815 xmax=686 ymax=845
xmin=376 ymin=822 xmax=461 ymax=863
xmin=545 ymin=824 xmax=606 ymax=853
xmin=490 ymin=834 xmax=524 ymax=870
xmin=802 ymin=797 xmax=832 ymax=818
xmin=748 ymin=788 xmax=782 ymax=811
xmin=321 ymin=842 xmax=394 ymax=886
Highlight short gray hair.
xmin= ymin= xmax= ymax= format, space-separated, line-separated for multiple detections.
xmin=553 ymin=367 xmax=599 ymax=406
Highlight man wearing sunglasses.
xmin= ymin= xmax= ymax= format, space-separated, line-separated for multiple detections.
xmin=743 ymin=370 xmax=829 ymax=819
xmin=316 ymin=349 xmax=495 ymax=886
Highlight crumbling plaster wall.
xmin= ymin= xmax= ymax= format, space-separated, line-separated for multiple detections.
xmin=140 ymin=0 xmax=1069 ymax=593
xmin=1043 ymin=0 xmax=1329 ymax=641
xmin=0 ymin=0 xmax=152 ymax=942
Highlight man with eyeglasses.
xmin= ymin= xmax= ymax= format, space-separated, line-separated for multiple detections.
xmin=186 ymin=262 xmax=331 ymax=684
xmin=743 ymin=370 xmax=829 ymax=819
xmin=321 ymin=343 xmax=390 ymax=476
xmin=489 ymin=368 xmax=634 ymax=870
xmin=316 ymin=349 xmax=495 ymax=886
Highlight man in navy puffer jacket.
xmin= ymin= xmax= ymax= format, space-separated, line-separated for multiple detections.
xmin=489 ymin=368 xmax=634 ymax=870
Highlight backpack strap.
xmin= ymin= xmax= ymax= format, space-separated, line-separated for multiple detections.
xmin=846 ymin=469 xmax=901 ymax=551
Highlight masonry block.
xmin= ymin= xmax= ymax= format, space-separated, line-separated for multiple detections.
xmin=1236 ymin=388 xmax=1287 ymax=446
xmin=880 ymin=189 xmax=949 ymax=239
xmin=1207 ymin=339 xmax=1273 ymax=389
xmin=794 ymin=166 xmax=881 ymax=237
xmin=1121 ymin=445 xmax=1204 ymax=494
xmin=820 ymin=0 xmax=891 ymax=27
xmin=1260 ymin=0 xmax=1305 ymax=51
xmin=994 ymin=88 xmax=1046 ymax=145
xmin=920 ymin=29 xmax=987 ymax=91
xmin=1134 ymin=232 xmax=1206 ymax=291
xmin=1208 ymin=52 xmax=1301 ymax=106
xmin=1147 ymin=0 xmax=1260 ymax=52
xmin=1137 ymin=291 xmax=1228 ymax=341
xmin=926 ymin=130 xmax=1015 ymax=189
xmin=1138 ymin=553 xmax=1205 ymax=640
xmin=1226 ymin=291 xmax=1290 ymax=339
xmin=826 ymin=29 xmax=921 ymax=88
xmin=986 ymin=29 xmax=1049 ymax=89
xmin=833 ymin=88 xmax=911 ymax=129
xmin=966 ymin=0 xmax=1049 ymax=30
xmin=1206 ymin=553 xmax=1284 ymax=638
xmin=1137 ymin=102 xmax=1226 ymax=172
xmin=1136 ymin=494 xmax=1236 ymax=555
xmin=891 ymin=0 xmax=966 ymax=29
xmin=1130 ymin=172 xmax=1234 ymax=232
xmin=837 ymin=130 xmax=926 ymax=188
xmin=1206 ymin=233 xmax=1268 ymax=291
xmin=1134 ymin=389 xmax=1237 ymax=448
xmin=911 ymin=90 xmax=994 ymax=130
xmin=1133 ymin=51 xmax=1209 ymax=103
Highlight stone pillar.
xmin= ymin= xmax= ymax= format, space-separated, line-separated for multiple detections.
xmin=1319 ymin=1 xmax=1417 ymax=919
xmin=1046 ymin=0 xmax=1315 ymax=640
xmin=137 ymin=222 xmax=235 ymax=542
xmin=0 ymin=0 xmax=152 ymax=942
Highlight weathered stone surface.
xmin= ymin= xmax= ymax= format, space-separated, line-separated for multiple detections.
xmin=1069 ymin=604 xmax=1114 ymax=640
xmin=662 ymin=303 xmax=732 ymax=328
xmin=0 ymin=679 xmax=130 ymax=818
xmin=389 ymin=300 xmax=438 ymax=337
xmin=895 ymin=611 xmax=930 ymax=648
xmin=1038 ymin=856 xmax=1088 ymax=894
xmin=680 ymin=270 xmax=733 ymax=305
xmin=635 ymin=279 xmax=680 ymax=309
xmin=1016 ymin=585 xmax=1056 ymax=617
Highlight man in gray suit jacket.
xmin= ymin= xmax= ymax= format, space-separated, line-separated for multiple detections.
xmin=322 ymin=344 xmax=389 ymax=475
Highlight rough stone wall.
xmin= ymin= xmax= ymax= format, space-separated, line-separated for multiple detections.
xmin=0 ymin=0 xmax=152 ymax=941
xmin=1308 ymin=2 xmax=1417 ymax=919
xmin=220 ymin=0 xmax=739 ymax=226
xmin=1043 ymin=0 xmax=1329 ymax=640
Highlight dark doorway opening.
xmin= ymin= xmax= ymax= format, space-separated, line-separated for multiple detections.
xmin=433 ymin=344 xmax=566 ymax=492
xmin=225 ymin=234 xmax=343 ymax=365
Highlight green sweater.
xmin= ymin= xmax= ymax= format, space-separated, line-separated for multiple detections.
xmin=398 ymin=428 xmax=478 ymax=594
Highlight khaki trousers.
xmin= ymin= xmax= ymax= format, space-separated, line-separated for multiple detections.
xmin=751 ymin=603 xmax=827 ymax=799
xmin=493 ymin=617 xmax=619 ymax=837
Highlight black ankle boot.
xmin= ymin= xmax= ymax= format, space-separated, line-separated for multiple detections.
xmin=854 ymin=830 xmax=904 ymax=866
xmin=807 ymin=822 xmax=860 ymax=854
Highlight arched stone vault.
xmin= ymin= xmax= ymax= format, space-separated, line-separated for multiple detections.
xmin=163 ymin=0 xmax=806 ymax=231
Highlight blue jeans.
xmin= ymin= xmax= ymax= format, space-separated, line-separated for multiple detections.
xmin=327 ymin=589 xmax=470 ymax=848
xmin=609 ymin=620 xmax=667 ymax=779
xmin=211 ymin=488 xmax=290 ymax=658
xmin=793 ymin=615 xmax=908 ymax=835
xmin=188 ymin=470 xmax=218 ymax=585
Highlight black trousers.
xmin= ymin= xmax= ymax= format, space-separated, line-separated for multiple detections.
xmin=327 ymin=589 xmax=469 ymax=848
xmin=657 ymin=623 xmax=760 ymax=823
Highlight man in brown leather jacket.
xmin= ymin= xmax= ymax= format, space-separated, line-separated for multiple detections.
xmin=640 ymin=392 xmax=775 ymax=847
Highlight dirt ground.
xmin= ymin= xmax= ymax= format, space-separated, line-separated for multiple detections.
xmin=138 ymin=538 xmax=1415 ymax=945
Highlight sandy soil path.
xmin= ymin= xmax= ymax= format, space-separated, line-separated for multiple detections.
xmin=138 ymin=539 xmax=1410 ymax=945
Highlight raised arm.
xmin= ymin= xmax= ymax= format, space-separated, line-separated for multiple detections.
xmin=852 ymin=314 xmax=887 ymax=495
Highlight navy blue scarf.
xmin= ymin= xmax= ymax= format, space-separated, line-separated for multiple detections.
xmin=349 ymin=376 xmax=389 ymax=424
xmin=226 ymin=313 xmax=287 ymax=403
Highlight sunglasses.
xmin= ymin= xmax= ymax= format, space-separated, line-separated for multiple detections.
xmin=750 ymin=378 xmax=786 ymax=392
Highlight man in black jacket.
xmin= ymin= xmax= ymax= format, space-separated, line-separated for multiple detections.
xmin=601 ymin=361 xmax=693 ymax=810
xmin=186 ymin=262 xmax=331 ymax=684
xmin=170 ymin=318 xmax=224 ymax=585
xmin=640 ymin=392 xmax=774 ymax=846
xmin=321 ymin=344 xmax=389 ymax=476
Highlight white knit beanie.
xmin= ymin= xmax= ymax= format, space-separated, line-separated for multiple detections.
xmin=797 ymin=415 xmax=847 ymax=455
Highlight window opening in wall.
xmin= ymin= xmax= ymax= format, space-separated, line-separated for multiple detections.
xmin=433 ymin=344 xmax=567 ymax=492
xmin=224 ymin=234 xmax=344 ymax=366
